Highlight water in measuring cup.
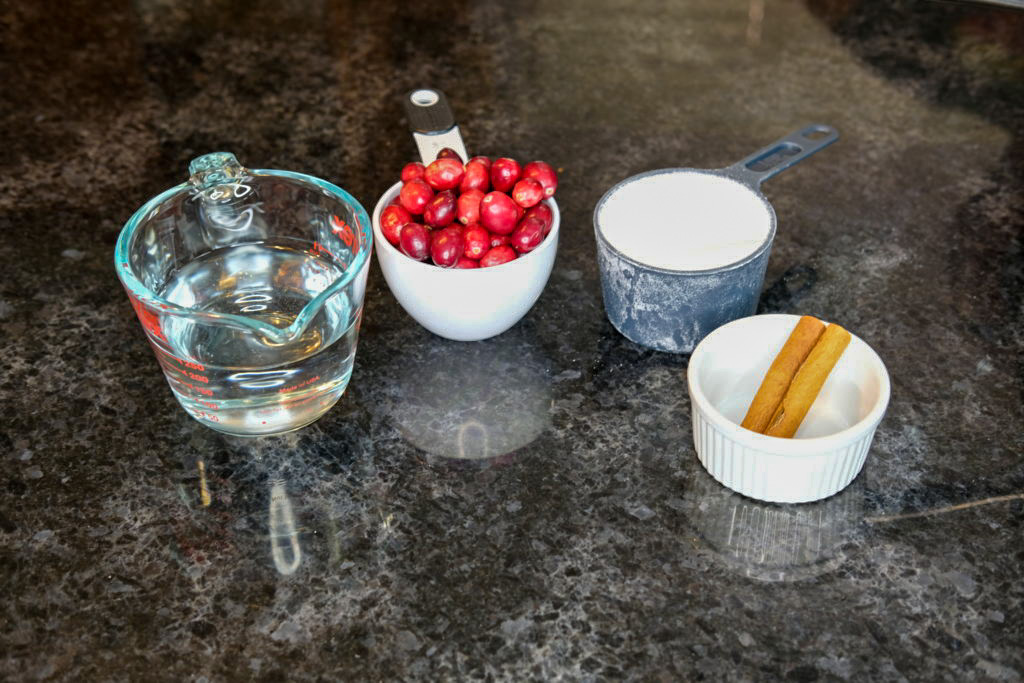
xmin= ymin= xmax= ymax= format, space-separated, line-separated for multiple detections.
xmin=157 ymin=238 xmax=359 ymax=435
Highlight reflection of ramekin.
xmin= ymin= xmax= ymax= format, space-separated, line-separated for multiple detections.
xmin=687 ymin=314 xmax=890 ymax=503
xmin=686 ymin=464 xmax=864 ymax=582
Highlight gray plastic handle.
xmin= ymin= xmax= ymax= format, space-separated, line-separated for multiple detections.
xmin=723 ymin=124 xmax=839 ymax=188
xmin=404 ymin=88 xmax=457 ymax=134
xmin=403 ymin=88 xmax=470 ymax=163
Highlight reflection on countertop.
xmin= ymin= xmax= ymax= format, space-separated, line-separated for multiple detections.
xmin=687 ymin=466 xmax=864 ymax=582
xmin=374 ymin=325 xmax=553 ymax=462
xmin=269 ymin=480 xmax=302 ymax=576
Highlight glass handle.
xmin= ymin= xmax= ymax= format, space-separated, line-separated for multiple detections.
xmin=189 ymin=152 xmax=247 ymax=192
xmin=187 ymin=152 xmax=262 ymax=245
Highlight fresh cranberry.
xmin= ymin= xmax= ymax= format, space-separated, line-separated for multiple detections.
xmin=479 ymin=245 xmax=517 ymax=267
xmin=459 ymin=160 xmax=490 ymax=193
xmin=512 ymin=178 xmax=544 ymax=208
xmin=399 ymin=223 xmax=431 ymax=261
xmin=455 ymin=257 xmax=479 ymax=269
xmin=462 ymin=223 xmax=490 ymax=259
xmin=525 ymin=203 xmax=553 ymax=235
xmin=399 ymin=179 xmax=434 ymax=215
xmin=436 ymin=147 xmax=464 ymax=161
xmin=430 ymin=225 xmax=465 ymax=268
xmin=380 ymin=205 xmax=412 ymax=246
xmin=401 ymin=162 xmax=426 ymax=183
xmin=423 ymin=157 xmax=465 ymax=191
xmin=489 ymin=232 xmax=511 ymax=248
xmin=479 ymin=191 xmax=519 ymax=235
xmin=522 ymin=161 xmax=558 ymax=197
xmin=511 ymin=217 xmax=544 ymax=254
xmin=490 ymin=158 xmax=521 ymax=193
xmin=469 ymin=155 xmax=492 ymax=170
xmin=457 ymin=189 xmax=484 ymax=225
xmin=423 ymin=190 xmax=457 ymax=228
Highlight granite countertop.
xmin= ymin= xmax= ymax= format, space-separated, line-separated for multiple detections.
xmin=2 ymin=0 xmax=1023 ymax=680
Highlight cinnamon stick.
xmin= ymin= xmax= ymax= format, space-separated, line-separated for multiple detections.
xmin=764 ymin=323 xmax=852 ymax=438
xmin=741 ymin=315 xmax=825 ymax=434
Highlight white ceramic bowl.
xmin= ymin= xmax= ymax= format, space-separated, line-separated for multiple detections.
xmin=372 ymin=181 xmax=560 ymax=341
xmin=687 ymin=314 xmax=890 ymax=503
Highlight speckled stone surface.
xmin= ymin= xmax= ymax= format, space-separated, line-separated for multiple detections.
xmin=2 ymin=0 xmax=1023 ymax=680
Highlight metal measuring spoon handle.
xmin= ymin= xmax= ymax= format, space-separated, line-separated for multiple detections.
xmin=403 ymin=88 xmax=470 ymax=164
xmin=723 ymin=124 xmax=839 ymax=188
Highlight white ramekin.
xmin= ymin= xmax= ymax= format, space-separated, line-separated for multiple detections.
xmin=372 ymin=181 xmax=560 ymax=342
xmin=687 ymin=314 xmax=890 ymax=503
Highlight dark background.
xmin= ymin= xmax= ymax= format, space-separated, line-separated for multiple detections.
xmin=1 ymin=0 xmax=1022 ymax=680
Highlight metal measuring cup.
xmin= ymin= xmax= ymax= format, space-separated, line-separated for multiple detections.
xmin=593 ymin=124 xmax=839 ymax=353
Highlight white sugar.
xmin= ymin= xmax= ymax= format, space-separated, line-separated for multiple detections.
xmin=597 ymin=172 xmax=773 ymax=271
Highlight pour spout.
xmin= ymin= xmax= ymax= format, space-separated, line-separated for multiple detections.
xmin=255 ymin=319 xmax=308 ymax=346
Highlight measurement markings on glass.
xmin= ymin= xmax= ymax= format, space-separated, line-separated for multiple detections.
xmin=278 ymin=375 xmax=321 ymax=394
xmin=330 ymin=215 xmax=357 ymax=248
xmin=311 ymin=241 xmax=338 ymax=261
xmin=151 ymin=345 xmax=219 ymax=407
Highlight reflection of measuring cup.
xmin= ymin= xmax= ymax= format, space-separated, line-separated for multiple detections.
xmin=269 ymin=479 xmax=302 ymax=575
xmin=115 ymin=152 xmax=373 ymax=436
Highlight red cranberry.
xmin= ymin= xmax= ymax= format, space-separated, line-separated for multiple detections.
xmin=489 ymin=232 xmax=511 ymax=248
xmin=423 ymin=157 xmax=465 ymax=191
xmin=455 ymin=257 xmax=479 ymax=269
xmin=462 ymin=223 xmax=490 ymax=259
xmin=522 ymin=161 xmax=558 ymax=197
xmin=479 ymin=191 xmax=519 ymax=235
xmin=480 ymin=245 xmax=517 ymax=267
xmin=436 ymin=147 xmax=464 ymax=161
xmin=401 ymin=162 xmax=425 ymax=183
xmin=430 ymin=225 xmax=465 ymax=268
xmin=423 ymin=190 xmax=457 ymax=228
xmin=399 ymin=223 xmax=431 ymax=261
xmin=469 ymin=155 xmax=492 ymax=170
xmin=399 ymin=179 xmax=433 ymax=215
xmin=525 ymin=203 xmax=553 ymax=235
xmin=380 ymin=205 xmax=412 ymax=246
xmin=511 ymin=217 xmax=545 ymax=254
xmin=459 ymin=160 xmax=490 ymax=193
xmin=490 ymin=158 xmax=521 ymax=193
xmin=457 ymin=189 xmax=484 ymax=225
xmin=512 ymin=178 xmax=543 ymax=208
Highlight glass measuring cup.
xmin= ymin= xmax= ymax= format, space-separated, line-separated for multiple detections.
xmin=115 ymin=152 xmax=373 ymax=436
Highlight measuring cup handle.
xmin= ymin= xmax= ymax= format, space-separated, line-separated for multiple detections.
xmin=403 ymin=88 xmax=470 ymax=163
xmin=404 ymin=88 xmax=457 ymax=135
xmin=723 ymin=124 xmax=839 ymax=188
